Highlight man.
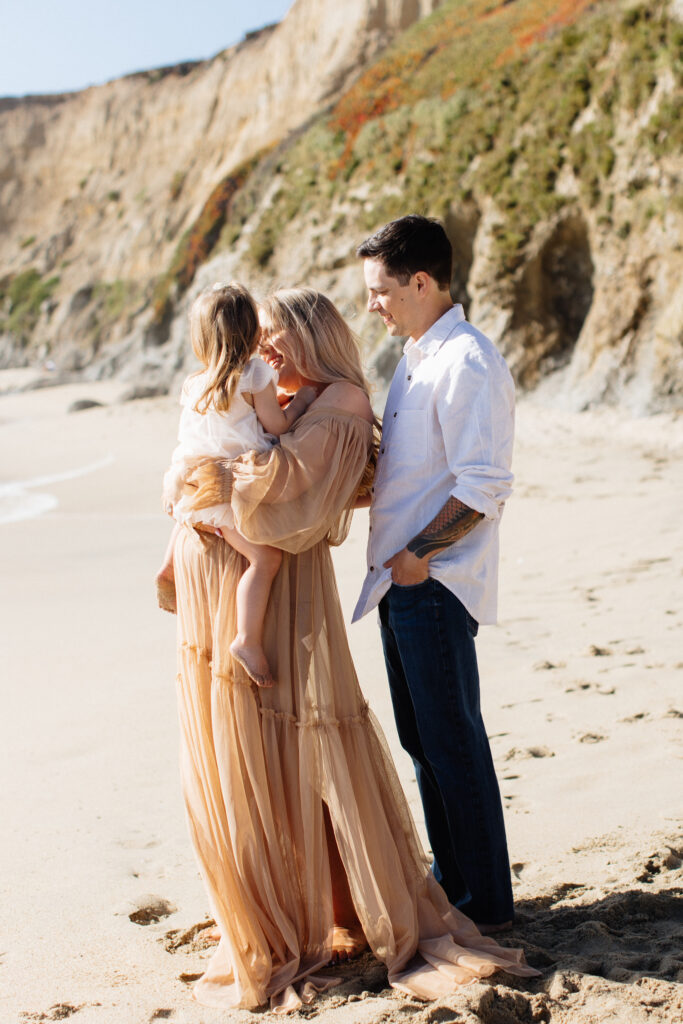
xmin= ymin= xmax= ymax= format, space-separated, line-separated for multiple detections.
xmin=352 ymin=214 xmax=515 ymax=931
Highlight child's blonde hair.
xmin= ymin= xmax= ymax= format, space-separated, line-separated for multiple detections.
xmin=189 ymin=282 xmax=260 ymax=413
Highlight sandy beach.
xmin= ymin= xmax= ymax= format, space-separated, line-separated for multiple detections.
xmin=1 ymin=370 xmax=681 ymax=1024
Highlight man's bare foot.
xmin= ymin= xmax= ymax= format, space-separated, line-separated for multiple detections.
xmin=229 ymin=639 xmax=275 ymax=688
xmin=328 ymin=925 xmax=367 ymax=965
xmin=155 ymin=570 xmax=176 ymax=614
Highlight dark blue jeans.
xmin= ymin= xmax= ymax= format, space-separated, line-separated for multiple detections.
xmin=379 ymin=578 xmax=513 ymax=925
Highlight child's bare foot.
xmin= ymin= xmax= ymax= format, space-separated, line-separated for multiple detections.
xmin=155 ymin=570 xmax=176 ymax=614
xmin=328 ymin=925 xmax=367 ymax=965
xmin=229 ymin=639 xmax=275 ymax=688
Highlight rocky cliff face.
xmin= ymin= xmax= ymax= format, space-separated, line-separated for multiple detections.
xmin=1 ymin=0 xmax=681 ymax=415
xmin=0 ymin=0 xmax=441 ymax=365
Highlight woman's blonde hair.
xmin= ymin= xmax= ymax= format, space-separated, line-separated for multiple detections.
xmin=261 ymin=288 xmax=380 ymax=500
xmin=260 ymin=288 xmax=371 ymax=396
xmin=189 ymin=282 xmax=260 ymax=413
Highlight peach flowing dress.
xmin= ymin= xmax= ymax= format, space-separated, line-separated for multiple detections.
xmin=172 ymin=407 xmax=536 ymax=1013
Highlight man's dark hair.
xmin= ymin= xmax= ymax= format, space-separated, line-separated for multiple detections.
xmin=356 ymin=214 xmax=452 ymax=291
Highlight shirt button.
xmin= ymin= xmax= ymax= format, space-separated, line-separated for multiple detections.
xmin=380 ymin=447 xmax=385 ymax=454
xmin=370 ymin=565 xmax=375 ymax=571
xmin=393 ymin=412 xmax=397 ymax=418
xmin=407 ymin=374 xmax=412 ymax=380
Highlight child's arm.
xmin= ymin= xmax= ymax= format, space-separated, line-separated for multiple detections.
xmin=252 ymin=382 xmax=317 ymax=437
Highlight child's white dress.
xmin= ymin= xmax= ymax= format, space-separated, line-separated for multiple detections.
xmin=164 ymin=357 xmax=278 ymax=531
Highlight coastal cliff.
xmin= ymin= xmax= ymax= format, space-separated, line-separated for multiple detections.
xmin=0 ymin=0 xmax=681 ymax=412
xmin=0 ymin=0 xmax=441 ymax=364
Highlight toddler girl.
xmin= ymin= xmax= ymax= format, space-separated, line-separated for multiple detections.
xmin=156 ymin=282 xmax=316 ymax=687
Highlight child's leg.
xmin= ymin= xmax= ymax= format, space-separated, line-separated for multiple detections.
xmin=156 ymin=523 xmax=180 ymax=613
xmin=221 ymin=525 xmax=281 ymax=687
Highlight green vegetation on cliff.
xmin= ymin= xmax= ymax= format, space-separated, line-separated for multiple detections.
xmin=196 ymin=0 xmax=679 ymax=277
xmin=147 ymin=0 xmax=681 ymax=351
xmin=0 ymin=268 xmax=60 ymax=341
xmin=152 ymin=156 xmax=260 ymax=324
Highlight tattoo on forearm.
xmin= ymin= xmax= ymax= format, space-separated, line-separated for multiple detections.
xmin=406 ymin=497 xmax=483 ymax=559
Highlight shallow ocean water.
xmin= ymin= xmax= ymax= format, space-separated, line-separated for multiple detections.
xmin=0 ymin=455 xmax=115 ymax=524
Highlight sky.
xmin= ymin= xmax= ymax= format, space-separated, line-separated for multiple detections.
xmin=0 ymin=0 xmax=294 ymax=98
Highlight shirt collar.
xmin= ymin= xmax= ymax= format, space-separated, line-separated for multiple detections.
xmin=403 ymin=304 xmax=466 ymax=362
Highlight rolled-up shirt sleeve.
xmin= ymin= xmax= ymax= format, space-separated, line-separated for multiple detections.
xmin=436 ymin=343 xmax=515 ymax=521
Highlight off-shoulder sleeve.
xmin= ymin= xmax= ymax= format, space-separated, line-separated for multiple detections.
xmin=185 ymin=410 xmax=373 ymax=553
xmin=233 ymin=411 xmax=372 ymax=552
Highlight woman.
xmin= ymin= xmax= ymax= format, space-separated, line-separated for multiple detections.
xmin=166 ymin=288 xmax=536 ymax=1012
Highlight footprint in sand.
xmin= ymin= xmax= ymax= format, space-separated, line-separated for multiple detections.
xmin=164 ymin=918 xmax=217 ymax=952
xmin=179 ymin=972 xmax=204 ymax=985
xmin=504 ymin=745 xmax=555 ymax=761
xmin=637 ymin=846 xmax=683 ymax=883
xmin=20 ymin=1006 xmax=84 ymax=1022
xmin=588 ymin=645 xmax=613 ymax=657
xmin=620 ymin=711 xmax=650 ymax=723
xmin=574 ymin=585 xmax=600 ymax=604
xmin=565 ymin=681 xmax=615 ymax=695
xmin=425 ymin=1007 xmax=461 ymax=1022
xmin=149 ymin=1013 xmax=173 ymax=1022
xmin=578 ymin=733 xmax=606 ymax=744
xmin=128 ymin=896 xmax=176 ymax=926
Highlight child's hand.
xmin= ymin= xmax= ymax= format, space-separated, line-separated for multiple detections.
xmin=296 ymin=385 xmax=318 ymax=407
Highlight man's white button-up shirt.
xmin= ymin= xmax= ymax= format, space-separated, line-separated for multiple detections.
xmin=353 ymin=304 xmax=515 ymax=626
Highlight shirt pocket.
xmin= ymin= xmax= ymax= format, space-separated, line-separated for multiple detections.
xmin=388 ymin=409 xmax=429 ymax=466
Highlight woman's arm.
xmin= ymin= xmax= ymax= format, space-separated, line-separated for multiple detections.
xmin=252 ymin=382 xmax=317 ymax=436
xmin=182 ymin=407 xmax=372 ymax=553
xmin=314 ymin=384 xmax=378 ymax=510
